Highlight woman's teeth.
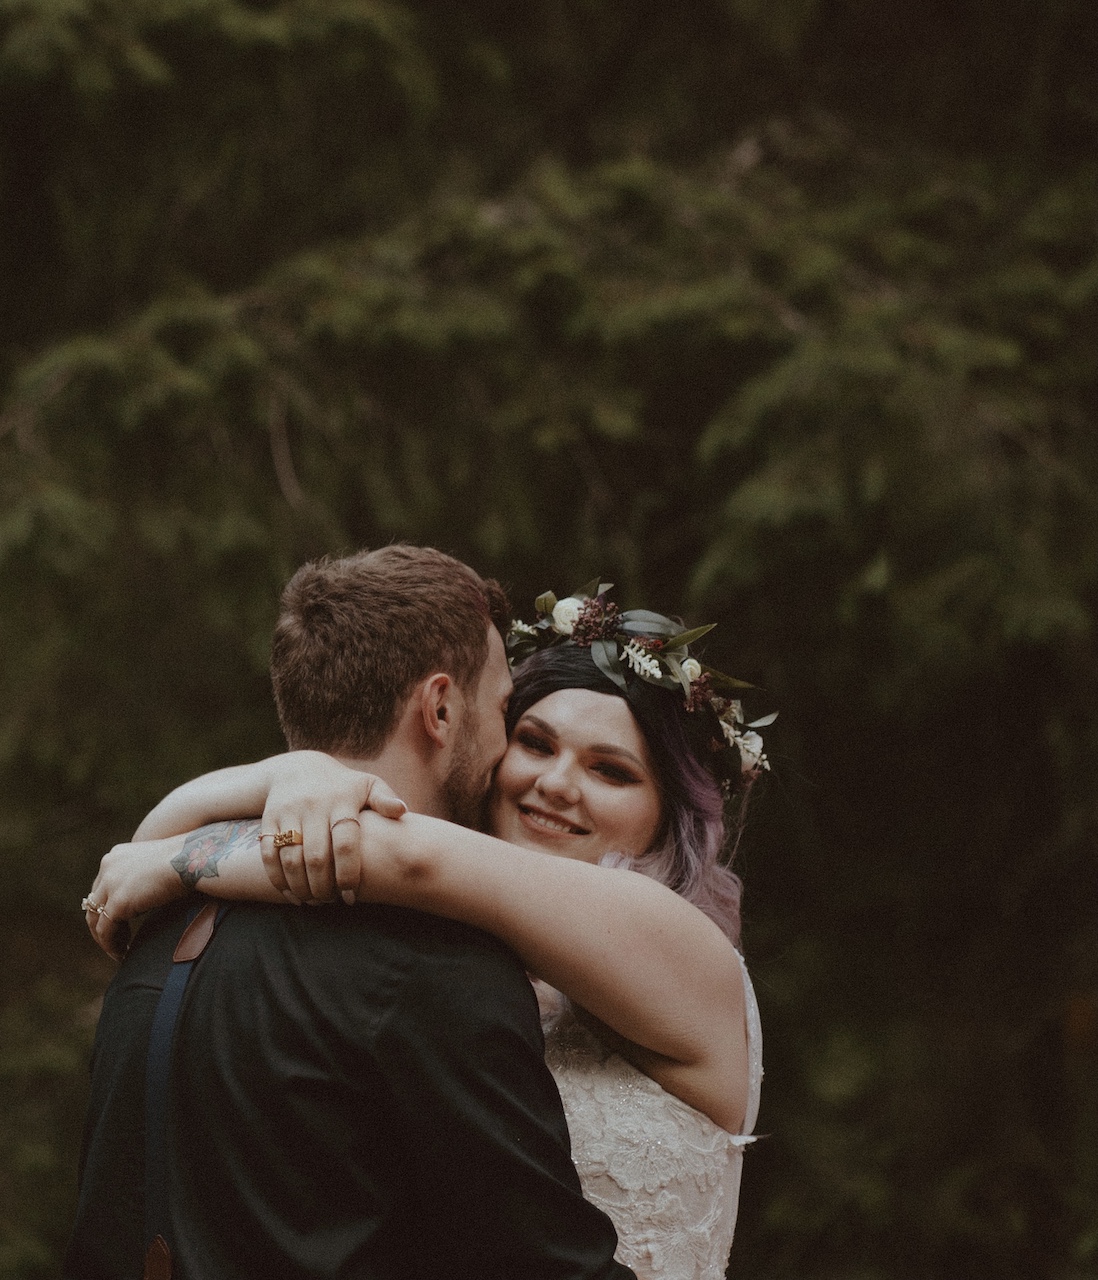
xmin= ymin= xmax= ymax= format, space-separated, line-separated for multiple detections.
xmin=521 ymin=807 xmax=583 ymax=835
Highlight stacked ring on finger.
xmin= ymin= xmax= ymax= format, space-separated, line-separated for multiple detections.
xmin=81 ymin=896 xmax=113 ymax=920
xmin=330 ymin=817 xmax=361 ymax=834
xmin=267 ymin=829 xmax=304 ymax=849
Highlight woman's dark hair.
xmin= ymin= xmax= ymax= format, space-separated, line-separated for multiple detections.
xmin=507 ymin=645 xmax=750 ymax=946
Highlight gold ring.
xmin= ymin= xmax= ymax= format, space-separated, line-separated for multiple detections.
xmin=272 ymin=830 xmax=303 ymax=849
xmin=330 ymin=817 xmax=361 ymax=832
xmin=81 ymin=896 xmax=102 ymax=914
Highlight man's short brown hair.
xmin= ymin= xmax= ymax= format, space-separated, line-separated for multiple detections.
xmin=270 ymin=545 xmax=510 ymax=757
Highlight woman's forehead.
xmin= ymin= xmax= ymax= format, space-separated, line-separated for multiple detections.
xmin=520 ymin=687 xmax=650 ymax=753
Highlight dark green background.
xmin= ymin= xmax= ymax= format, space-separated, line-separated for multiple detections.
xmin=2 ymin=2 xmax=1096 ymax=1276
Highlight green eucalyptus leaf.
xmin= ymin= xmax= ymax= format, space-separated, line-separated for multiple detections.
xmin=573 ymin=577 xmax=612 ymax=599
xmin=535 ymin=591 xmax=558 ymax=615
xmin=666 ymin=623 xmax=717 ymax=652
xmin=590 ymin=638 xmax=627 ymax=689
xmin=619 ymin=610 xmax=679 ymax=637
xmin=621 ymin=608 xmax=677 ymax=626
xmin=747 ymin=711 xmax=778 ymax=728
xmin=708 ymin=671 xmax=755 ymax=692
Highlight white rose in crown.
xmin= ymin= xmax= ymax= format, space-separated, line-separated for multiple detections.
xmin=736 ymin=730 xmax=766 ymax=770
xmin=681 ymin=657 xmax=702 ymax=682
xmin=551 ymin=597 xmax=584 ymax=635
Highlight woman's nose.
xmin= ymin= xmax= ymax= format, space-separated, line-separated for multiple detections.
xmin=535 ymin=757 xmax=581 ymax=805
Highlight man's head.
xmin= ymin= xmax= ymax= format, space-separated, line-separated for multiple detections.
xmin=270 ymin=545 xmax=512 ymax=820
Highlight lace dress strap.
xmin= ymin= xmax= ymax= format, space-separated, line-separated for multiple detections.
xmin=736 ymin=948 xmax=763 ymax=1137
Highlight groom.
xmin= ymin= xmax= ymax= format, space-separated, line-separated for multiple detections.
xmin=65 ymin=545 xmax=634 ymax=1279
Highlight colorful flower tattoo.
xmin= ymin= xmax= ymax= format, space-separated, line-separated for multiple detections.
xmin=170 ymin=818 xmax=261 ymax=890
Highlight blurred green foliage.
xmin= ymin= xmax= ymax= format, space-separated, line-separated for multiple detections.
xmin=2 ymin=2 xmax=1096 ymax=1277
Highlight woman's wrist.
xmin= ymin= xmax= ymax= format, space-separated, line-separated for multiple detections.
xmin=356 ymin=811 xmax=438 ymax=903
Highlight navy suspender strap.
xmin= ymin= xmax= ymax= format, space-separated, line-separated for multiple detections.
xmin=143 ymin=901 xmax=228 ymax=1280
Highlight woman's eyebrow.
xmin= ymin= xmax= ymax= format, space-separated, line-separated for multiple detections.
xmin=589 ymin=745 xmax=648 ymax=770
xmin=520 ymin=714 xmax=648 ymax=772
xmin=519 ymin=714 xmax=558 ymax=738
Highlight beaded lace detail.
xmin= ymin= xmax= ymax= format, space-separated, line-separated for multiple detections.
xmin=542 ymin=953 xmax=762 ymax=1280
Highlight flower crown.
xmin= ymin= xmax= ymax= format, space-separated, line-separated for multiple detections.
xmin=506 ymin=580 xmax=774 ymax=784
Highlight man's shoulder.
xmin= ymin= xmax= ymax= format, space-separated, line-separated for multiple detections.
xmin=212 ymin=900 xmax=524 ymax=975
xmin=192 ymin=903 xmax=539 ymax=1052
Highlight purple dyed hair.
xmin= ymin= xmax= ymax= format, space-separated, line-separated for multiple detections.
xmin=507 ymin=646 xmax=750 ymax=947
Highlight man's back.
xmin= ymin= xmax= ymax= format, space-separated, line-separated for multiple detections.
xmin=66 ymin=899 xmax=633 ymax=1279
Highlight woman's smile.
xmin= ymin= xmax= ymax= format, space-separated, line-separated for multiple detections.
xmin=517 ymin=802 xmax=590 ymax=837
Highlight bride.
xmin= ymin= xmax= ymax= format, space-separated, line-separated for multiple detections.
xmin=88 ymin=588 xmax=766 ymax=1280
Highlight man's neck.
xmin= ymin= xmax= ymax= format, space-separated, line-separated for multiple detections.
xmin=330 ymin=743 xmax=448 ymax=819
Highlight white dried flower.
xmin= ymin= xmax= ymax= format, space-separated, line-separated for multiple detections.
xmin=551 ymin=597 xmax=583 ymax=635
xmin=510 ymin=620 xmax=537 ymax=636
xmin=736 ymin=730 xmax=769 ymax=772
xmin=720 ymin=720 xmax=769 ymax=772
xmin=681 ymin=657 xmax=702 ymax=682
xmin=622 ymin=640 xmax=661 ymax=679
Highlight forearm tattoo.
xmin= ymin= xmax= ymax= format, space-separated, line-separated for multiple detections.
xmin=170 ymin=819 xmax=261 ymax=890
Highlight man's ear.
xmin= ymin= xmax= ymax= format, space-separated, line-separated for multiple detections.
xmin=418 ymin=672 xmax=461 ymax=749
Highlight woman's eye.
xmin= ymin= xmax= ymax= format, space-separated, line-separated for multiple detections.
xmin=516 ymin=731 xmax=553 ymax=755
xmin=594 ymin=763 xmax=637 ymax=785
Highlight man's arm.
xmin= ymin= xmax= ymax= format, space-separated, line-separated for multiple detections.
xmin=376 ymin=931 xmax=636 ymax=1280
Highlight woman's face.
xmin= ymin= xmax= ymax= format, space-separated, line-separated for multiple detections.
xmin=488 ymin=688 xmax=663 ymax=864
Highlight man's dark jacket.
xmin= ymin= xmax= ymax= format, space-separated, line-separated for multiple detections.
xmin=64 ymin=898 xmax=634 ymax=1279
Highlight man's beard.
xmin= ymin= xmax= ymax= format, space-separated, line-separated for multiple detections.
xmin=441 ymin=715 xmax=493 ymax=829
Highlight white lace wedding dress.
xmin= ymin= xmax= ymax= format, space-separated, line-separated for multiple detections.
xmin=541 ymin=952 xmax=762 ymax=1280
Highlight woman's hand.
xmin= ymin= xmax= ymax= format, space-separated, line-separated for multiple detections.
xmin=258 ymin=754 xmax=406 ymax=905
xmin=83 ymin=834 xmax=189 ymax=960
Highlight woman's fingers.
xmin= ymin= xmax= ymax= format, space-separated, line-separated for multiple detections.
xmin=82 ymin=832 xmax=195 ymax=960
xmin=274 ymin=832 xmax=311 ymax=904
xmin=82 ymin=875 xmax=130 ymax=962
xmin=259 ymin=802 xmax=296 ymax=901
xmin=83 ymin=901 xmax=109 ymax=954
xmin=329 ymin=777 xmax=407 ymax=903
xmin=83 ymin=861 xmax=125 ymax=959
xmin=94 ymin=906 xmax=130 ymax=962
xmin=362 ymin=777 xmax=408 ymax=821
xmin=329 ymin=780 xmax=406 ymax=904
xmin=301 ymin=812 xmax=336 ymax=903
xmin=260 ymin=771 xmax=407 ymax=906
xmin=329 ymin=817 xmax=363 ymax=904
xmin=258 ymin=830 xmax=285 ymax=892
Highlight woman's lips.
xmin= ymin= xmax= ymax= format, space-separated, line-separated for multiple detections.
xmin=517 ymin=803 xmax=588 ymax=837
